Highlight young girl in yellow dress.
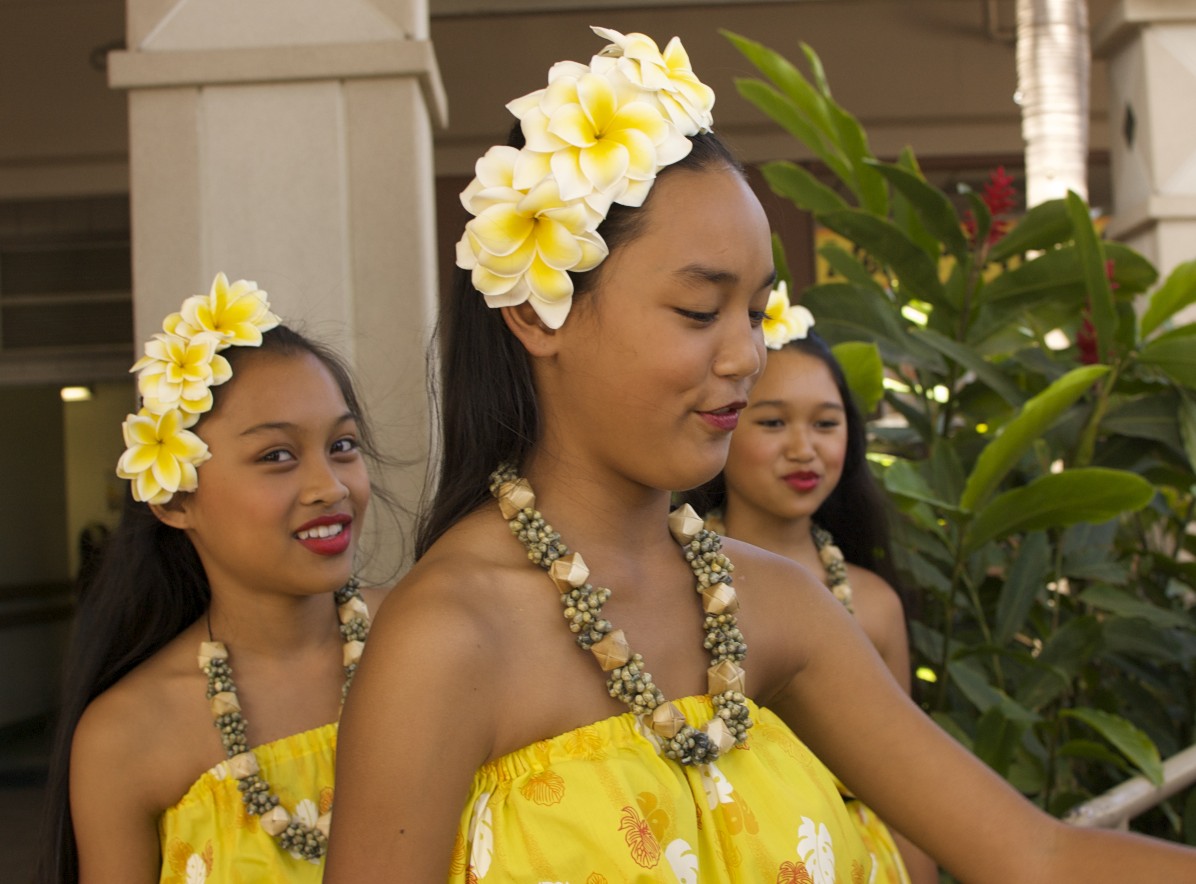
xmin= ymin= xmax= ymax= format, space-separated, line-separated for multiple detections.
xmin=326 ymin=27 xmax=1196 ymax=883
xmin=37 ymin=274 xmax=386 ymax=882
xmin=687 ymin=317 xmax=937 ymax=884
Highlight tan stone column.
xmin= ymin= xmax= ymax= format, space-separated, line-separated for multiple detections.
xmin=109 ymin=0 xmax=446 ymax=580
xmin=1096 ymin=1 xmax=1196 ymax=285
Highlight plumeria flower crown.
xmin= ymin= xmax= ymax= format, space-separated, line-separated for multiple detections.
xmin=455 ymin=26 xmax=716 ymax=329
xmin=761 ymin=280 xmax=815 ymax=350
xmin=116 ymin=273 xmax=280 ymax=505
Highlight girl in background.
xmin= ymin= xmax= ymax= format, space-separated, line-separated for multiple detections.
xmin=687 ymin=311 xmax=937 ymax=884
xmin=38 ymin=274 xmax=386 ymax=882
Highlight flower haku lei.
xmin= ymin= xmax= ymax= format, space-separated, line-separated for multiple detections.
xmin=131 ymin=331 xmax=230 ymax=417
xmin=762 ymin=281 xmax=815 ymax=350
xmin=457 ymin=147 xmax=608 ymax=329
xmin=590 ymin=27 xmax=715 ymax=133
xmin=457 ymin=26 xmax=715 ymax=329
xmin=165 ymin=272 xmax=280 ymax=347
xmin=117 ymin=273 xmax=278 ymax=503
xmin=116 ymin=408 xmax=211 ymax=505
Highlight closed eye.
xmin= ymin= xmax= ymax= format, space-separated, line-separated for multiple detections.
xmin=676 ymin=308 xmax=717 ymax=324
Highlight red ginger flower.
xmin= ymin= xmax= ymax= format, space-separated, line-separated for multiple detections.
xmin=964 ymin=165 xmax=1019 ymax=246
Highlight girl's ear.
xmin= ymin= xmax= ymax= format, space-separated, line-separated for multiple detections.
xmin=149 ymin=496 xmax=191 ymax=530
xmin=500 ymin=302 xmax=559 ymax=358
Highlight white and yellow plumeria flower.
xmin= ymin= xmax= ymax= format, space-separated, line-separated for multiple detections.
xmin=164 ymin=272 xmax=280 ymax=348
xmin=762 ymin=281 xmax=815 ymax=350
xmin=116 ymin=408 xmax=211 ymax=504
xmin=457 ymin=175 xmax=608 ymax=329
xmin=508 ymin=64 xmax=691 ymax=208
xmin=131 ymin=331 xmax=231 ymax=417
xmin=590 ymin=27 xmax=715 ymax=134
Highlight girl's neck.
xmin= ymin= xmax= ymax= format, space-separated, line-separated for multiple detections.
xmin=205 ymin=588 xmax=342 ymax=661
xmin=521 ymin=451 xmax=676 ymax=562
xmin=723 ymin=500 xmax=816 ymax=564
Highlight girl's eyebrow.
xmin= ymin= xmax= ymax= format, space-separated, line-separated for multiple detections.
xmin=673 ymin=265 xmax=778 ymax=290
xmin=239 ymin=412 xmax=355 ymax=437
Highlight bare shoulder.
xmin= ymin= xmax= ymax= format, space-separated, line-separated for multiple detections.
xmin=716 ymin=535 xmax=860 ymax=706
xmin=71 ymin=629 xmax=215 ymax=876
xmin=846 ymin=564 xmax=905 ymax=620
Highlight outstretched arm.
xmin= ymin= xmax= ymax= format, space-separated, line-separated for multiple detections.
xmin=766 ymin=563 xmax=1196 ymax=884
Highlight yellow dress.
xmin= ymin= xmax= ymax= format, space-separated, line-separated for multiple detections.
xmin=451 ymin=695 xmax=874 ymax=883
xmin=158 ymin=723 xmax=337 ymax=883
xmin=702 ymin=513 xmax=913 ymax=884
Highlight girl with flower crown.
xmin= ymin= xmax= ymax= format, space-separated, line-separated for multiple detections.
xmin=327 ymin=27 xmax=1196 ymax=884
xmin=37 ymin=274 xmax=388 ymax=883
xmin=684 ymin=313 xmax=937 ymax=884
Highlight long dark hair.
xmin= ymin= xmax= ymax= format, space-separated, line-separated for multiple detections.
xmin=681 ymin=332 xmax=904 ymax=593
xmin=416 ymin=131 xmax=743 ymax=557
xmin=36 ymin=324 xmax=385 ymax=883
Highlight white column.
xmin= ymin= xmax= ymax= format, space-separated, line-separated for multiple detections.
xmin=1095 ymin=1 xmax=1196 ymax=283
xmin=109 ymin=0 xmax=446 ymax=579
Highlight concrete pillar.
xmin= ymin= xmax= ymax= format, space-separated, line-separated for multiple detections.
xmin=1095 ymin=1 xmax=1196 ymax=284
xmin=108 ymin=0 xmax=446 ymax=579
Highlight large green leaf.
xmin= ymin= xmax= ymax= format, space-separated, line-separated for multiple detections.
xmin=960 ymin=365 xmax=1109 ymax=511
xmin=883 ymin=458 xmax=955 ymax=509
xmin=1079 ymin=584 xmax=1193 ymax=630
xmin=761 ymin=161 xmax=848 ymax=214
xmin=1141 ymin=259 xmax=1196 ymax=337
xmin=987 ymin=198 xmax=1072 ymax=262
xmin=1104 ymin=242 xmax=1159 ymax=297
xmin=979 ymin=245 xmax=1085 ymax=303
xmin=974 ymin=706 xmax=1030 ymax=776
xmin=1139 ymin=336 xmax=1196 ymax=388
xmin=965 ymin=468 xmax=1154 ymax=552
xmin=1067 ymin=192 xmax=1115 ymax=362
xmin=734 ymin=80 xmax=851 ymax=184
xmin=911 ymin=327 xmax=1026 ymax=407
xmin=1061 ymin=707 xmax=1164 ymax=786
xmin=1101 ymin=394 xmax=1184 ymax=450
xmin=1016 ymin=616 xmax=1102 ymax=710
xmin=771 ymin=233 xmax=793 ymax=291
xmin=818 ymin=208 xmax=948 ymax=308
xmin=831 ymin=341 xmax=884 ymax=414
xmin=725 ymin=32 xmax=836 ymax=142
xmin=867 ymin=160 xmax=969 ymax=260
xmin=1181 ymin=393 xmax=1196 ymax=474
xmin=817 ymin=242 xmax=886 ymax=292
xmin=995 ymin=531 xmax=1050 ymax=644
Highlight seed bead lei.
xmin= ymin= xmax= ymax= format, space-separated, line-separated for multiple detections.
xmin=489 ymin=465 xmax=752 ymax=765
xmin=812 ymin=524 xmax=853 ymax=613
xmin=197 ymin=578 xmax=370 ymax=861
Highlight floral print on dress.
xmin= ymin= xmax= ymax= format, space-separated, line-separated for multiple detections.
xmin=163 ymin=838 xmax=213 ymax=884
xmin=618 ymin=804 xmax=662 ymax=868
xmin=797 ymin=817 xmax=836 ymax=884
xmin=451 ymin=698 xmax=873 ymax=883
xmin=665 ymin=838 xmax=699 ymax=883
xmin=467 ymin=791 xmax=495 ymax=879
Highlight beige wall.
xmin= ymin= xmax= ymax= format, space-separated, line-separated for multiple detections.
xmin=1 ymin=0 xmax=1120 ymax=201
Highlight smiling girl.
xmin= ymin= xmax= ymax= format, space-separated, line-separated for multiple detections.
xmin=37 ymin=275 xmax=386 ymax=883
xmin=688 ymin=326 xmax=937 ymax=883
xmin=326 ymin=27 xmax=1196 ymax=884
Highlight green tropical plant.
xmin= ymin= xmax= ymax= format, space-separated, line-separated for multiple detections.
xmin=727 ymin=29 xmax=1196 ymax=846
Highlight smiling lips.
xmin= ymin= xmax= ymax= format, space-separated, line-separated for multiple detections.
xmin=784 ymin=471 xmax=821 ymax=492
xmin=295 ymin=514 xmax=352 ymax=556
xmin=699 ymin=401 xmax=747 ymax=432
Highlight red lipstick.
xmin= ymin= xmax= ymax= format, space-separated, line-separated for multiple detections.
xmin=294 ymin=514 xmax=352 ymax=556
xmin=784 ymin=471 xmax=821 ymax=492
xmin=699 ymin=401 xmax=746 ymax=432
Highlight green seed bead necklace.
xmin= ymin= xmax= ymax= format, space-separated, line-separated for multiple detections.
xmin=198 ymin=578 xmax=370 ymax=861
xmin=489 ymin=465 xmax=752 ymax=766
